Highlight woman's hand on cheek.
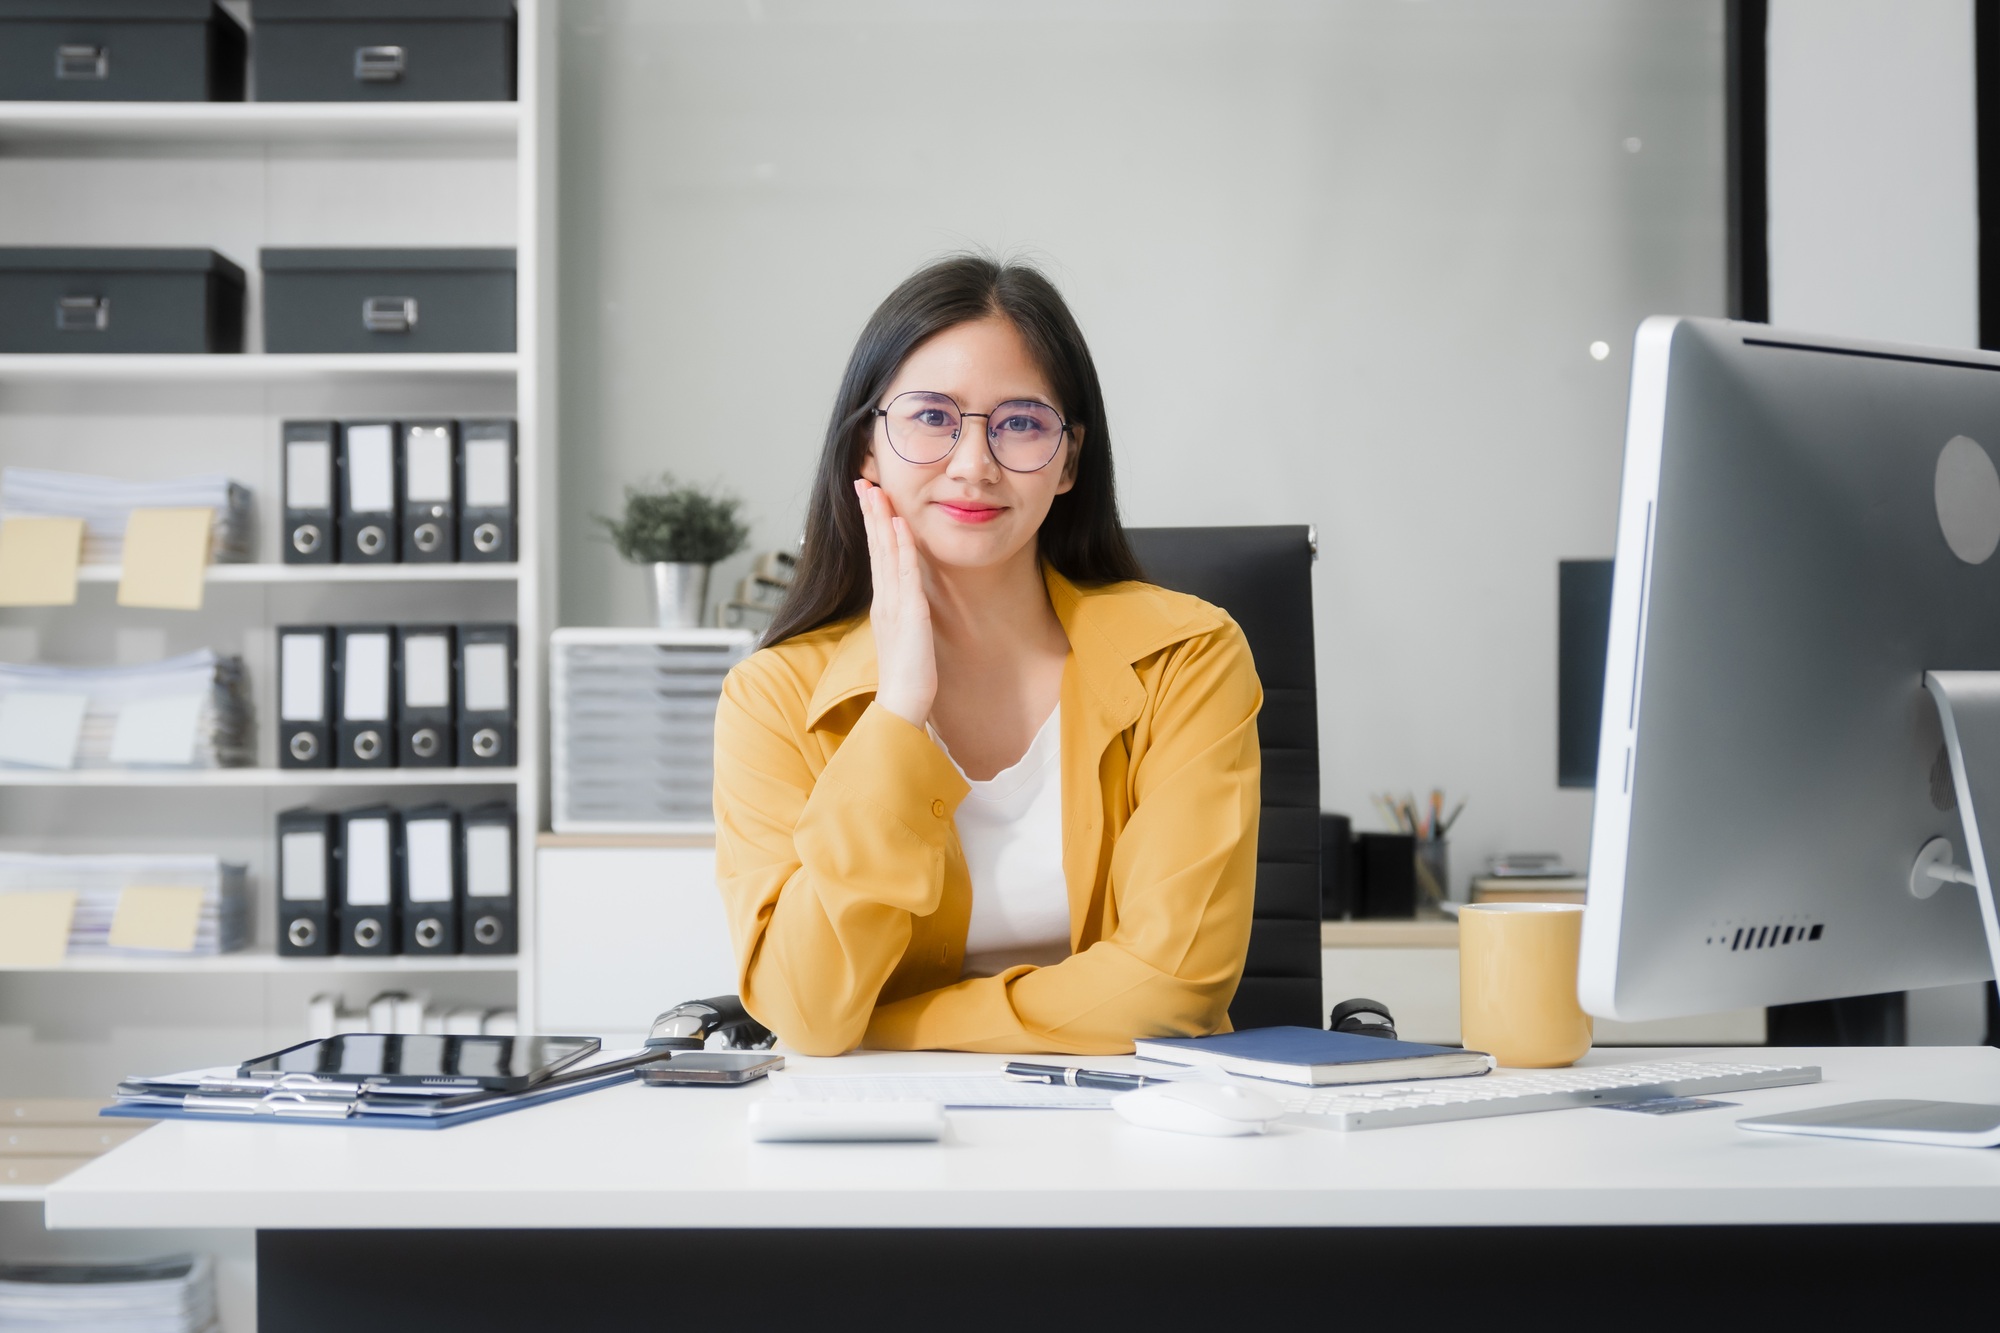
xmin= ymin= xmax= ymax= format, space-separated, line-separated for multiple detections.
xmin=855 ymin=479 xmax=937 ymax=727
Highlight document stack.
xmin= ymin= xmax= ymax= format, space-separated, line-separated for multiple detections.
xmin=550 ymin=629 xmax=756 ymax=833
xmin=0 ymin=1255 xmax=216 ymax=1333
xmin=305 ymin=991 xmax=520 ymax=1038
xmin=0 ymin=853 xmax=251 ymax=957
xmin=0 ymin=651 xmax=252 ymax=770
xmin=1 ymin=467 xmax=252 ymax=565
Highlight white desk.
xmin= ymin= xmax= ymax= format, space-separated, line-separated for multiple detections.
xmin=42 ymin=1046 xmax=2000 ymax=1331
xmin=44 ymin=1046 xmax=2000 ymax=1231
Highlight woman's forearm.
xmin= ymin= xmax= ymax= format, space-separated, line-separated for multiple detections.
xmin=716 ymin=692 xmax=970 ymax=1054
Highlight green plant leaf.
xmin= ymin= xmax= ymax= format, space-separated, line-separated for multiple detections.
xmin=595 ymin=474 xmax=751 ymax=565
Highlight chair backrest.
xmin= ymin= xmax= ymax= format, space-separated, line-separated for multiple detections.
xmin=1124 ymin=525 xmax=1322 ymax=1030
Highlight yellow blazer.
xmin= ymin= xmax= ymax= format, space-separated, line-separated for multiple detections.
xmin=712 ymin=565 xmax=1263 ymax=1056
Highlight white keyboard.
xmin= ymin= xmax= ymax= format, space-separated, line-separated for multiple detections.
xmin=1279 ymin=1059 xmax=1820 ymax=1131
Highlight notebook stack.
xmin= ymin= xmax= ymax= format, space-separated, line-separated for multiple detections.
xmin=1 ymin=467 xmax=252 ymax=565
xmin=0 ymin=854 xmax=251 ymax=957
xmin=0 ymin=651 xmax=252 ymax=770
xmin=550 ymin=630 xmax=755 ymax=832
xmin=0 ymin=1256 xmax=216 ymax=1333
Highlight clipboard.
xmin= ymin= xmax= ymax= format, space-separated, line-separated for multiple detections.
xmin=101 ymin=1051 xmax=667 ymax=1131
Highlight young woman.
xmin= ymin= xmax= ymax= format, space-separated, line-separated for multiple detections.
xmin=712 ymin=256 xmax=1263 ymax=1055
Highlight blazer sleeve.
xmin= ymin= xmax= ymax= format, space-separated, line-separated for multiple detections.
xmin=712 ymin=657 xmax=970 ymax=1056
xmin=861 ymin=622 xmax=1263 ymax=1055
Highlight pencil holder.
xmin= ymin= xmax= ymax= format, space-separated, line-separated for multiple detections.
xmin=1416 ymin=839 xmax=1451 ymax=906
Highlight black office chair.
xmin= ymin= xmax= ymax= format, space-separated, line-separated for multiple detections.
xmin=1125 ymin=525 xmax=1322 ymax=1031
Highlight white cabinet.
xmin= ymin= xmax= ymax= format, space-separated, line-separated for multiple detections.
xmin=535 ymin=840 xmax=737 ymax=1044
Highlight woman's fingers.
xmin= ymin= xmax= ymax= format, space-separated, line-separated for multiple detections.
xmin=856 ymin=480 xmax=893 ymax=607
xmin=892 ymin=516 xmax=925 ymax=609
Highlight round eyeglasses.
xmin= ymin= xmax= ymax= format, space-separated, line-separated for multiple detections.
xmin=870 ymin=391 xmax=1070 ymax=473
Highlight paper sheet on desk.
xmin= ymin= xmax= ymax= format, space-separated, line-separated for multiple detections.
xmin=767 ymin=1065 xmax=1224 ymax=1110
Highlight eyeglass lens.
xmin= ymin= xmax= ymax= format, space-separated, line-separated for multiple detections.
xmin=881 ymin=391 xmax=1064 ymax=471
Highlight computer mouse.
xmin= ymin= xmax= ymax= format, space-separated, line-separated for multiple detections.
xmin=1111 ymin=1081 xmax=1284 ymax=1137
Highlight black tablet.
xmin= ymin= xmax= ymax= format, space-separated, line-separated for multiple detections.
xmin=238 ymin=1034 xmax=600 ymax=1092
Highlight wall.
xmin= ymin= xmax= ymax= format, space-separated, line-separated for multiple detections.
xmin=554 ymin=0 xmax=1728 ymax=881
xmin=1767 ymin=0 xmax=1978 ymax=347
xmin=1766 ymin=0 xmax=1987 ymax=1044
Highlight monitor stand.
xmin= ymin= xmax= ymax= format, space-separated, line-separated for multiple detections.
xmin=1762 ymin=674 xmax=2000 ymax=1147
xmin=1917 ymin=672 xmax=2000 ymax=981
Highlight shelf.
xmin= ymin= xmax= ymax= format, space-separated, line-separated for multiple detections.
xmin=1321 ymin=917 xmax=1459 ymax=949
xmin=71 ymin=563 xmax=520 ymax=585
xmin=0 ymin=950 xmax=517 ymax=975
xmin=0 ymin=1186 xmax=46 ymax=1205
xmin=0 ymin=768 xmax=520 ymax=788
xmin=0 ymin=101 xmax=519 ymax=148
xmin=0 ymin=353 xmax=518 ymax=384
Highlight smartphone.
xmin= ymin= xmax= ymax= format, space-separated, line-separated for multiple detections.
xmin=638 ymin=1052 xmax=785 ymax=1086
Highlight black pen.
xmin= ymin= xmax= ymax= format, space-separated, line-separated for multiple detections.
xmin=1002 ymin=1062 xmax=1171 ymax=1092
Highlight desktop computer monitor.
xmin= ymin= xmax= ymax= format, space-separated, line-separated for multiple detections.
xmin=1578 ymin=316 xmax=2000 ymax=1022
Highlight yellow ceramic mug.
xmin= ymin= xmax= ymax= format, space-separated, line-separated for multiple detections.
xmin=1458 ymin=903 xmax=1592 ymax=1068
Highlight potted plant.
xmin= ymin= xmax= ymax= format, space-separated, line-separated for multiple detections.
xmin=596 ymin=475 xmax=751 ymax=628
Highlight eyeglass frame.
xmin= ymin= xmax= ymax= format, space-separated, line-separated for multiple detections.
xmin=867 ymin=390 xmax=1073 ymax=473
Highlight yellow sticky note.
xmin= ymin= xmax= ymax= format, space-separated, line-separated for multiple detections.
xmin=117 ymin=508 xmax=213 ymax=611
xmin=0 ymin=517 xmax=84 ymax=607
xmin=108 ymin=885 xmax=205 ymax=952
xmin=0 ymin=892 xmax=77 ymax=966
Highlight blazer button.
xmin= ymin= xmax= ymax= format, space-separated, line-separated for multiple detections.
xmin=931 ymin=799 xmax=946 ymax=818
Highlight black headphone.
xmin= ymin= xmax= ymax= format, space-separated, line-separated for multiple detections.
xmin=1328 ymin=997 xmax=1398 ymax=1040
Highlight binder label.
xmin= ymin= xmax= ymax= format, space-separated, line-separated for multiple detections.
xmin=280 ymin=633 xmax=325 ymax=721
xmin=286 ymin=440 xmax=331 ymax=509
xmin=403 ymin=635 xmax=451 ymax=709
xmin=342 ymin=633 xmax=392 ymax=722
xmin=346 ymin=819 xmax=393 ymax=907
xmin=462 ymin=643 xmax=509 ymax=712
xmin=465 ymin=825 xmax=511 ymax=898
xmin=405 ymin=820 xmax=455 ymax=903
xmin=280 ymin=831 xmax=326 ymax=901
xmin=464 ymin=439 xmax=512 ymax=508
xmin=346 ymin=425 xmax=395 ymax=513
xmin=405 ymin=430 xmax=454 ymax=503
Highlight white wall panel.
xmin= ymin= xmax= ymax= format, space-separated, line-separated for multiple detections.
xmin=555 ymin=0 xmax=1727 ymax=880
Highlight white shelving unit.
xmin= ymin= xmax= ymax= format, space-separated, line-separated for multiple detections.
xmin=0 ymin=768 xmax=520 ymax=788
xmin=0 ymin=3 xmax=557 ymax=1227
xmin=0 ymin=354 xmax=519 ymax=382
xmin=73 ymin=563 xmax=520 ymax=584
xmin=0 ymin=101 xmax=518 ymax=146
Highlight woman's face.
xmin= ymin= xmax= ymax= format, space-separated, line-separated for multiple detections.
xmin=859 ymin=315 xmax=1079 ymax=575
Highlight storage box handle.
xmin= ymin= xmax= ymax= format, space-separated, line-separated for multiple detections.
xmin=354 ymin=45 xmax=406 ymax=83
xmin=362 ymin=297 xmax=417 ymax=334
xmin=56 ymin=44 xmax=108 ymax=81
xmin=56 ymin=295 xmax=109 ymax=334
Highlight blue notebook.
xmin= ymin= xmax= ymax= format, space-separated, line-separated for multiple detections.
xmin=1134 ymin=1026 xmax=1494 ymax=1086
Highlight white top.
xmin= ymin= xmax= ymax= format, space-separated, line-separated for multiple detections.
xmin=43 ymin=1048 xmax=2000 ymax=1231
xmin=930 ymin=706 xmax=1070 ymax=979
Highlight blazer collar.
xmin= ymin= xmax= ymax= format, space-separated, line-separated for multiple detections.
xmin=803 ymin=564 xmax=1223 ymax=732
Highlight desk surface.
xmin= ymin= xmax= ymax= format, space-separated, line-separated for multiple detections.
xmin=44 ymin=1047 xmax=2000 ymax=1232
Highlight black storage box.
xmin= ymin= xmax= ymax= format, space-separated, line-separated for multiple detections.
xmin=0 ymin=248 xmax=245 ymax=353
xmin=261 ymin=249 xmax=515 ymax=354
xmin=250 ymin=0 xmax=515 ymax=102
xmin=0 ymin=0 xmax=245 ymax=102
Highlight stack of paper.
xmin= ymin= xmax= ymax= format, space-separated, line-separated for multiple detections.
xmin=306 ymin=991 xmax=520 ymax=1037
xmin=0 ymin=1255 xmax=216 ymax=1333
xmin=0 ymin=468 xmax=251 ymax=565
xmin=0 ymin=650 xmax=252 ymax=770
xmin=551 ymin=630 xmax=756 ymax=832
xmin=0 ymin=854 xmax=251 ymax=957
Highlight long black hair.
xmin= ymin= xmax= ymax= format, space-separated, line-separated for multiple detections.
xmin=763 ymin=254 xmax=1144 ymax=647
